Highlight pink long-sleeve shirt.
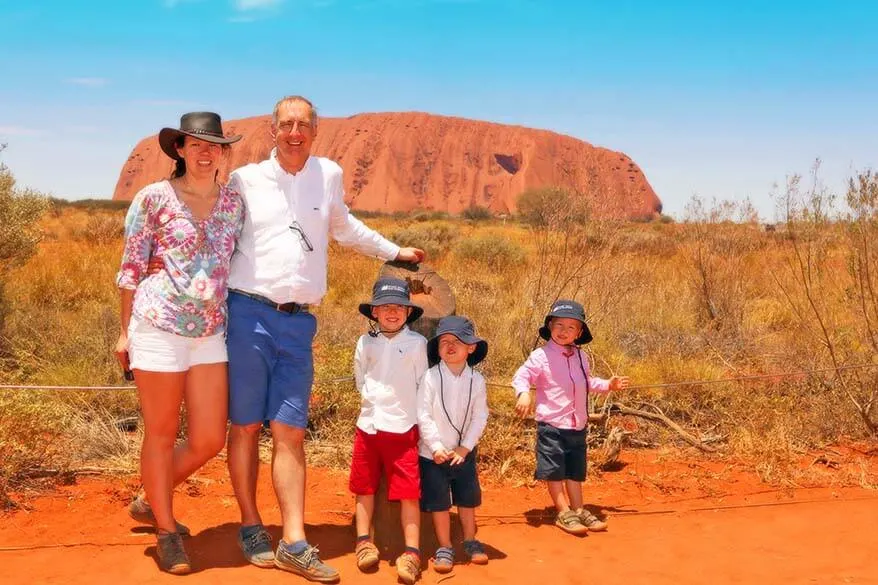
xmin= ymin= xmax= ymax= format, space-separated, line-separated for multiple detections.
xmin=511 ymin=340 xmax=610 ymax=431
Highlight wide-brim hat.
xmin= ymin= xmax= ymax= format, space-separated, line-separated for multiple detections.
xmin=427 ymin=316 xmax=488 ymax=367
xmin=538 ymin=299 xmax=593 ymax=345
xmin=358 ymin=277 xmax=424 ymax=323
xmin=158 ymin=112 xmax=242 ymax=160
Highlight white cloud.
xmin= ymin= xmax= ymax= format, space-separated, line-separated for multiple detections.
xmin=163 ymin=0 xmax=206 ymax=7
xmin=233 ymin=0 xmax=283 ymax=11
xmin=0 ymin=126 xmax=44 ymax=137
xmin=65 ymin=77 xmax=109 ymax=87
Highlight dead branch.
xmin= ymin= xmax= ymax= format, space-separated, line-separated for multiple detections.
xmin=609 ymin=402 xmax=717 ymax=453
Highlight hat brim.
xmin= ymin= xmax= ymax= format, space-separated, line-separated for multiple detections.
xmin=358 ymin=301 xmax=424 ymax=324
xmin=427 ymin=336 xmax=488 ymax=367
xmin=158 ymin=128 xmax=243 ymax=161
xmin=539 ymin=318 xmax=593 ymax=345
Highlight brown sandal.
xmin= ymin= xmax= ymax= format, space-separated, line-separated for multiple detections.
xmin=355 ymin=540 xmax=379 ymax=571
xmin=396 ymin=552 xmax=421 ymax=584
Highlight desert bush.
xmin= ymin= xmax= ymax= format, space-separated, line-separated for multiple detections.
xmin=391 ymin=221 xmax=459 ymax=258
xmin=453 ymin=233 xmax=526 ymax=269
xmin=460 ymin=205 xmax=493 ymax=221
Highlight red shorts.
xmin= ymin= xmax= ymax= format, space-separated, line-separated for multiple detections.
xmin=349 ymin=426 xmax=420 ymax=501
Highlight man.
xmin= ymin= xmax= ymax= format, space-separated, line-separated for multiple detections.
xmin=225 ymin=95 xmax=424 ymax=582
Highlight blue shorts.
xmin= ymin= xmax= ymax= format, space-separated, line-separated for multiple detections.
xmin=226 ymin=292 xmax=317 ymax=428
xmin=535 ymin=422 xmax=587 ymax=481
xmin=419 ymin=450 xmax=482 ymax=512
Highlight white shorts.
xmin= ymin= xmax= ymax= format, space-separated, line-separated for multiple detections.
xmin=127 ymin=318 xmax=228 ymax=373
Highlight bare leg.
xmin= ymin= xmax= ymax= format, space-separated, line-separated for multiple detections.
xmin=400 ymin=499 xmax=420 ymax=549
xmin=169 ymin=363 xmax=228 ymax=483
xmin=547 ymin=480 xmax=570 ymax=513
xmin=269 ymin=421 xmax=307 ymax=543
xmin=432 ymin=510 xmax=452 ymax=548
xmin=458 ymin=506 xmax=477 ymax=541
xmin=135 ymin=369 xmax=186 ymax=533
xmin=355 ymin=494 xmax=375 ymax=537
xmin=228 ymin=422 xmax=263 ymax=526
xmin=565 ymin=479 xmax=584 ymax=510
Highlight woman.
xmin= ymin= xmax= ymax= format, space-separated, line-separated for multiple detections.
xmin=114 ymin=112 xmax=244 ymax=574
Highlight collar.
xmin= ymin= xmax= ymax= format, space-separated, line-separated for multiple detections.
xmin=269 ymin=148 xmax=312 ymax=179
xmin=545 ymin=339 xmax=577 ymax=357
xmin=374 ymin=325 xmax=410 ymax=343
xmin=439 ymin=360 xmax=469 ymax=379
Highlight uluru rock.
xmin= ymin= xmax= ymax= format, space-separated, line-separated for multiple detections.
xmin=113 ymin=112 xmax=661 ymax=219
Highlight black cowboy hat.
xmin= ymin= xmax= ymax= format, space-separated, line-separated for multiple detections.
xmin=358 ymin=277 xmax=424 ymax=323
xmin=158 ymin=112 xmax=242 ymax=160
xmin=538 ymin=299 xmax=593 ymax=345
xmin=427 ymin=316 xmax=488 ymax=367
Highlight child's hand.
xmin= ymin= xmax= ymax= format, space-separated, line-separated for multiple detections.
xmin=433 ymin=449 xmax=450 ymax=464
xmin=514 ymin=392 xmax=532 ymax=418
xmin=609 ymin=376 xmax=631 ymax=391
xmin=449 ymin=446 xmax=470 ymax=466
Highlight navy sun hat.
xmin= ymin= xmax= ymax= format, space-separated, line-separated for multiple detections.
xmin=358 ymin=277 xmax=424 ymax=323
xmin=538 ymin=299 xmax=593 ymax=345
xmin=427 ymin=315 xmax=488 ymax=367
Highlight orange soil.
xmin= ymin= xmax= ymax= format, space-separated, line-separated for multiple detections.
xmin=1 ymin=448 xmax=876 ymax=585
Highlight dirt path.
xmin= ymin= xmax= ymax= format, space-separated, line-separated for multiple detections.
xmin=2 ymin=453 xmax=876 ymax=585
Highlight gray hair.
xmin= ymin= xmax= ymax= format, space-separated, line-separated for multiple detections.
xmin=272 ymin=95 xmax=318 ymax=127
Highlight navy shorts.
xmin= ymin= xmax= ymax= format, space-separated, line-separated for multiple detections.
xmin=535 ymin=422 xmax=587 ymax=482
xmin=226 ymin=292 xmax=317 ymax=429
xmin=419 ymin=450 xmax=482 ymax=512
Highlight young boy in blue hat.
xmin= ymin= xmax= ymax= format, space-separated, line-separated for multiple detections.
xmin=512 ymin=300 xmax=630 ymax=536
xmin=417 ymin=316 xmax=490 ymax=574
xmin=350 ymin=277 xmax=428 ymax=584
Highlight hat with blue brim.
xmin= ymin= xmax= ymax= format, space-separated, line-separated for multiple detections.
xmin=538 ymin=299 xmax=593 ymax=345
xmin=358 ymin=277 xmax=424 ymax=323
xmin=427 ymin=316 xmax=488 ymax=367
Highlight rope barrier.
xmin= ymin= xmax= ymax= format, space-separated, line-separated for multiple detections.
xmin=2 ymin=363 xmax=875 ymax=393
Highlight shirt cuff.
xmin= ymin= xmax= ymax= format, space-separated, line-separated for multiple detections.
xmin=380 ymin=240 xmax=401 ymax=261
xmin=512 ymin=383 xmax=530 ymax=396
xmin=460 ymin=439 xmax=477 ymax=451
xmin=430 ymin=441 xmax=445 ymax=454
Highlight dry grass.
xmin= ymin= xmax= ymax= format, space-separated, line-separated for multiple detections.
xmin=2 ymin=193 xmax=878 ymax=506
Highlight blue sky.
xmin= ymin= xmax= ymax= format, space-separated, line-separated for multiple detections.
xmin=1 ymin=0 xmax=876 ymax=219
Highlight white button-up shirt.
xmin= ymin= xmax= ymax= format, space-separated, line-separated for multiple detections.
xmin=354 ymin=327 xmax=428 ymax=434
xmin=417 ymin=362 xmax=489 ymax=458
xmin=228 ymin=150 xmax=401 ymax=305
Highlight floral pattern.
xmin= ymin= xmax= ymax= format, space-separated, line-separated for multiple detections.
xmin=116 ymin=180 xmax=245 ymax=338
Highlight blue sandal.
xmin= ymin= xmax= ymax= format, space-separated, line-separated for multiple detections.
xmin=463 ymin=540 xmax=488 ymax=565
xmin=433 ymin=546 xmax=454 ymax=574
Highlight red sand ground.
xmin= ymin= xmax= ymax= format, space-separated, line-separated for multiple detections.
xmin=2 ymin=449 xmax=876 ymax=585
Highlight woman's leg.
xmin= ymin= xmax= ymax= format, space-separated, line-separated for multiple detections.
xmin=171 ymin=362 xmax=229 ymax=483
xmin=135 ymin=370 xmax=186 ymax=533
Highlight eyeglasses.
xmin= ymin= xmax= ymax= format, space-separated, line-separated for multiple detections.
xmin=276 ymin=120 xmax=313 ymax=134
xmin=289 ymin=221 xmax=314 ymax=252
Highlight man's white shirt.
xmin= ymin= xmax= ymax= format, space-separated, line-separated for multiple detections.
xmin=354 ymin=327 xmax=428 ymax=434
xmin=417 ymin=362 xmax=489 ymax=459
xmin=228 ymin=150 xmax=401 ymax=305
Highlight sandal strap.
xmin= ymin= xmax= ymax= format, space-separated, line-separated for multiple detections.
xmin=355 ymin=541 xmax=378 ymax=560
xmin=435 ymin=546 xmax=455 ymax=563
xmin=463 ymin=540 xmax=485 ymax=556
xmin=558 ymin=510 xmax=584 ymax=527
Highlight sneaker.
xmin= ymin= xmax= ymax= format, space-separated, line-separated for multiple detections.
xmin=577 ymin=508 xmax=608 ymax=532
xmin=355 ymin=539 xmax=379 ymax=571
xmin=129 ymin=495 xmax=191 ymax=536
xmin=156 ymin=532 xmax=191 ymax=575
xmin=462 ymin=539 xmax=488 ymax=565
xmin=274 ymin=541 xmax=340 ymax=583
xmin=554 ymin=509 xmax=589 ymax=536
xmin=237 ymin=525 xmax=275 ymax=568
xmin=395 ymin=552 xmax=421 ymax=585
xmin=433 ymin=546 xmax=454 ymax=574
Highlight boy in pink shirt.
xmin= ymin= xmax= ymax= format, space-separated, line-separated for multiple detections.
xmin=512 ymin=300 xmax=630 ymax=535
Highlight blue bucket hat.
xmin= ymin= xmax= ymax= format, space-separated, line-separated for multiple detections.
xmin=358 ymin=277 xmax=424 ymax=323
xmin=427 ymin=316 xmax=488 ymax=367
xmin=538 ymin=299 xmax=593 ymax=345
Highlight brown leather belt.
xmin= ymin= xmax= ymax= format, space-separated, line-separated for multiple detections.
xmin=230 ymin=290 xmax=310 ymax=314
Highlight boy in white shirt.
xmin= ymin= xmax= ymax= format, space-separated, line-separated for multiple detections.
xmin=417 ymin=316 xmax=490 ymax=574
xmin=349 ymin=277 xmax=428 ymax=585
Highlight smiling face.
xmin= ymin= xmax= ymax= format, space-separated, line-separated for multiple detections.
xmin=438 ymin=333 xmax=476 ymax=369
xmin=371 ymin=304 xmax=411 ymax=336
xmin=548 ymin=317 xmax=584 ymax=346
xmin=175 ymin=137 xmax=224 ymax=180
xmin=272 ymin=99 xmax=316 ymax=172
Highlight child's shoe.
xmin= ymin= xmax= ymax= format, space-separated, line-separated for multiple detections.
xmin=433 ymin=546 xmax=454 ymax=574
xmin=395 ymin=552 xmax=421 ymax=584
xmin=355 ymin=539 xmax=379 ymax=571
xmin=576 ymin=508 xmax=608 ymax=532
xmin=462 ymin=540 xmax=488 ymax=565
xmin=554 ymin=509 xmax=589 ymax=536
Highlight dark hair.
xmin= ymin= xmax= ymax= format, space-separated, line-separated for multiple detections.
xmin=168 ymin=136 xmax=231 ymax=179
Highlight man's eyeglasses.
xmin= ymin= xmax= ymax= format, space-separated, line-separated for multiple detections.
xmin=289 ymin=221 xmax=314 ymax=252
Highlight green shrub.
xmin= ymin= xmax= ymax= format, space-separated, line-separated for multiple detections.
xmin=461 ymin=205 xmax=493 ymax=221
xmin=454 ymin=233 xmax=526 ymax=268
xmin=391 ymin=221 xmax=459 ymax=258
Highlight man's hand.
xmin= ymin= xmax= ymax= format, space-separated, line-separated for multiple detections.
xmin=146 ymin=256 xmax=163 ymax=276
xmin=609 ymin=376 xmax=631 ymax=391
xmin=433 ymin=448 xmax=450 ymax=464
xmin=395 ymin=247 xmax=425 ymax=264
xmin=514 ymin=392 xmax=532 ymax=418
xmin=449 ymin=446 xmax=470 ymax=466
